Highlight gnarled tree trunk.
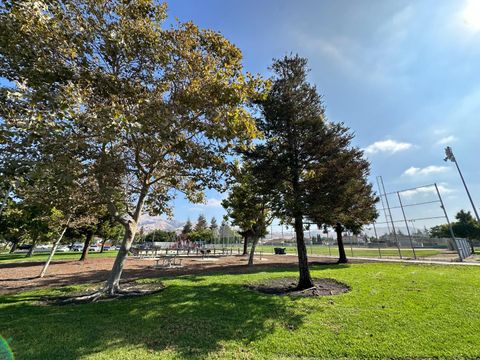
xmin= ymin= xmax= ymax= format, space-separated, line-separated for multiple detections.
xmin=335 ymin=223 xmax=348 ymax=263
xmin=104 ymin=222 xmax=136 ymax=295
xmin=103 ymin=185 xmax=148 ymax=295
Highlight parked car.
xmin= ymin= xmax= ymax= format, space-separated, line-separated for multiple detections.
xmin=56 ymin=245 xmax=70 ymax=252
xmin=102 ymin=246 xmax=111 ymax=251
xmin=115 ymin=245 xmax=122 ymax=251
xmin=88 ymin=245 xmax=101 ymax=252
xmin=71 ymin=244 xmax=84 ymax=252
xmin=35 ymin=244 xmax=52 ymax=252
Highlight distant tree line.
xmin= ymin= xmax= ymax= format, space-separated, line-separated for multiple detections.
xmin=430 ymin=210 xmax=480 ymax=253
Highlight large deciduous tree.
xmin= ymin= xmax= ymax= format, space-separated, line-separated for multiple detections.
xmin=0 ymin=0 xmax=265 ymax=295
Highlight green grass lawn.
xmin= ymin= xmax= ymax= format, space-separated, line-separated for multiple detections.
xmin=256 ymin=245 xmax=444 ymax=258
xmin=1 ymin=262 xmax=480 ymax=359
xmin=0 ymin=250 xmax=118 ymax=264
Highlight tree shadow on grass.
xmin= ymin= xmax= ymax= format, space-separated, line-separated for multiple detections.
xmin=0 ymin=260 xmax=350 ymax=295
xmin=0 ymin=280 xmax=305 ymax=360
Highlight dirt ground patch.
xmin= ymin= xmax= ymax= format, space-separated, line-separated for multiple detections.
xmin=248 ymin=277 xmax=350 ymax=297
xmin=0 ymin=254 xmax=345 ymax=295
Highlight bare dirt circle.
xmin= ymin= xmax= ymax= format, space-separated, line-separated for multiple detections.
xmin=247 ymin=277 xmax=350 ymax=297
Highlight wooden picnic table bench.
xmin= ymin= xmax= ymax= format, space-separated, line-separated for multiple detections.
xmin=155 ymin=254 xmax=182 ymax=268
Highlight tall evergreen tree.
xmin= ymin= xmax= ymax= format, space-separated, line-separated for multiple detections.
xmin=182 ymin=219 xmax=193 ymax=235
xmin=209 ymin=217 xmax=218 ymax=231
xmin=222 ymin=160 xmax=271 ymax=264
xmin=307 ymin=155 xmax=378 ymax=263
xmin=248 ymin=55 xmax=375 ymax=289
xmin=195 ymin=214 xmax=208 ymax=232
xmin=247 ymin=56 xmax=322 ymax=288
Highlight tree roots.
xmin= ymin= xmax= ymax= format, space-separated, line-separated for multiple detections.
xmin=44 ymin=283 xmax=165 ymax=305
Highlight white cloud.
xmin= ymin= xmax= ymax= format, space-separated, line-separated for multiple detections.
xmin=189 ymin=197 xmax=223 ymax=211
xmin=205 ymin=198 xmax=223 ymax=207
xmin=403 ymin=165 xmax=449 ymax=176
xmin=436 ymin=135 xmax=458 ymax=146
xmin=401 ymin=184 xmax=453 ymax=198
xmin=364 ymin=139 xmax=413 ymax=154
xmin=292 ymin=4 xmax=416 ymax=88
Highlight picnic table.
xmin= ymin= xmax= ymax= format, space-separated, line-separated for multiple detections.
xmin=155 ymin=255 xmax=183 ymax=268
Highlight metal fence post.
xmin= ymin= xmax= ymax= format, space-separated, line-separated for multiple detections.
xmin=434 ymin=183 xmax=462 ymax=261
xmin=378 ymin=176 xmax=402 ymax=259
xmin=397 ymin=191 xmax=417 ymax=259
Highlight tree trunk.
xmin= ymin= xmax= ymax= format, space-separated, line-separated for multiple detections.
xmin=335 ymin=223 xmax=348 ymax=263
xmin=39 ymin=224 xmax=69 ymax=278
xmin=104 ymin=222 xmax=136 ymax=295
xmin=79 ymin=230 xmax=94 ymax=261
xmin=25 ymin=237 xmax=38 ymax=257
xmin=9 ymin=241 xmax=18 ymax=253
xmin=248 ymin=236 xmax=259 ymax=266
xmin=294 ymin=215 xmax=314 ymax=289
xmin=103 ymin=184 xmax=148 ymax=295
xmin=242 ymin=235 xmax=249 ymax=255
xmin=100 ymin=237 xmax=107 ymax=253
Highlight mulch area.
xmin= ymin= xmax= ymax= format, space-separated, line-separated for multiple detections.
xmin=0 ymin=255 xmax=345 ymax=295
xmin=247 ymin=277 xmax=350 ymax=297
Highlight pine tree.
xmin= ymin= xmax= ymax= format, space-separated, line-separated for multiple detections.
xmin=195 ymin=214 xmax=208 ymax=232
xmin=222 ymin=160 xmax=271 ymax=263
xmin=248 ymin=55 xmax=376 ymax=288
xmin=209 ymin=217 xmax=218 ymax=231
xmin=182 ymin=219 xmax=193 ymax=235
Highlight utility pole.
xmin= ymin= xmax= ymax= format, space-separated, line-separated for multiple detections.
xmin=444 ymin=146 xmax=479 ymax=222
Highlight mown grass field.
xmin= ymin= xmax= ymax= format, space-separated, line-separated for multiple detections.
xmin=0 ymin=251 xmax=118 ymax=264
xmin=255 ymin=245 xmax=444 ymax=258
xmin=1 ymin=262 xmax=479 ymax=359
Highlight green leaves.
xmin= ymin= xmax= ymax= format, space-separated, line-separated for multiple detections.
xmin=249 ymin=55 xmax=377 ymax=232
xmin=1 ymin=0 xmax=268 ymax=226
xmin=222 ymin=160 xmax=271 ymax=238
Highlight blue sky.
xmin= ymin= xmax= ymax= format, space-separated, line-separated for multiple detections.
xmin=166 ymin=0 xmax=480 ymax=230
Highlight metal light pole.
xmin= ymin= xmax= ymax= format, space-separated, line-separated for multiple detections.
xmin=444 ymin=146 xmax=480 ymax=222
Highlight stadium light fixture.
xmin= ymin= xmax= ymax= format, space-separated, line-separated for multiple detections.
xmin=444 ymin=146 xmax=480 ymax=222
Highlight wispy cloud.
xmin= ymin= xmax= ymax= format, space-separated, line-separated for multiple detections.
xmin=436 ymin=135 xmax=458 ymax=146
xmin=364 ymin=139 xmax=413 ymax=155
xmin=292 ymin=4 xmax=416 ymax=88
xmin=205 ymin=198 xmax=223 ymax=207
xmin=403 ymin=165 xmax=449 ymax=176
xmin=189 ymin=197 xmax=224 ymax=211
xmin=401 ymin=183 xmax=453 ymax=198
